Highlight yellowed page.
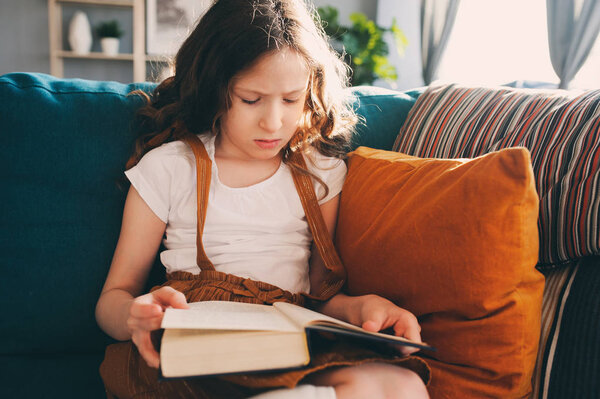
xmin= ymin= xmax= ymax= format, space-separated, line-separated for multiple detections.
xmin=161 ymin=300 xmax=300 ymax=332
xmin=273 ymin=301 xmax=361 ymax=330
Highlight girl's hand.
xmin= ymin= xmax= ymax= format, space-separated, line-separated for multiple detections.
xmin=358 ymin=294 xmax=422 ymax=356
xmin=127 ymin=286 xmax=189 ymax=368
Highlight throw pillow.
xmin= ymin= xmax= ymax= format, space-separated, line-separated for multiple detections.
xmin=335 ymin=146 xmax=545 ymax=398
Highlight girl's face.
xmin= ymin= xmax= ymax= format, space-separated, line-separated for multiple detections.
xmin=217 ymin=48 xmax=310 ymax=162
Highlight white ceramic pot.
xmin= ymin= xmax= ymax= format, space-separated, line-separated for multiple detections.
xmin=68 ymin=11 xmax=92 ymax=54
xmin=100 ymin=37 xmax=120 ymax=56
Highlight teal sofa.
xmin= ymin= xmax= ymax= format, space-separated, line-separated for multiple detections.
xmin=0 ymin=72 xmax=418 ymax=398
xmin=1 ymin=72 xmax=598 ymax=398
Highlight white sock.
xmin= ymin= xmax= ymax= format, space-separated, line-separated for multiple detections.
xmin=246 ymin=384 xmax=336 ymax=399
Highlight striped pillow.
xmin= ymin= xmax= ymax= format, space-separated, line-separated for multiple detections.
xmin=393 ymin=83 xmax=600 ymax=268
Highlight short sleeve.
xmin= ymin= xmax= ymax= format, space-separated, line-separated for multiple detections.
xmin=124 ymin=147 xmax=173 ymax=223
xmin=307 ymin=152 xmax=347 ymax=205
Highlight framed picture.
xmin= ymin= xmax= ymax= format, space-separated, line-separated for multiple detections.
xmin=146 ymin=0 xmax=210 ymax=55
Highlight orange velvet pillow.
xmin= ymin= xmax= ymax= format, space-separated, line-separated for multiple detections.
xmin=336 ymin=147 xmax=545 ymax=399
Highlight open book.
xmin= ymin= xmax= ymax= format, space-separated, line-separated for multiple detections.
xmin=159 ymin=300 xmax=433 ymax=378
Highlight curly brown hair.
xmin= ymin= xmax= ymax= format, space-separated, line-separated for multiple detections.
xmin=128 ymin=0 xmax=357 ymax=196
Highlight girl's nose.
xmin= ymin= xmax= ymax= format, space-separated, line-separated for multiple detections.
xmin=259 ymin=103 xmax=283 ymax=133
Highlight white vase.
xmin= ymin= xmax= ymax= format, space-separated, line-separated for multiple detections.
xmin=68 ymin=11 xmax=92 ymax=54
xmin=100 ymin=37 xmax=120 ymax=56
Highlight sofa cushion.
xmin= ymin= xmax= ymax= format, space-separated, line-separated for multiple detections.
xmin=336 ymin=146 xmax=544 ymax=398
xmin=0 ymin=73 xmax=156 ymax=354
xmin=1 ymin=353 xmax=105 ymax=398
xmin=349 ymin=86 xmax=422 ymax=151
xmin=534 ymin=256 xmax=600 ymax=399
xmin=393 ymin=83 xmax=600 ymax=268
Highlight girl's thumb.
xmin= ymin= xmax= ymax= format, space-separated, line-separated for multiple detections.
xmin=362 ymin=319 xmax=382 ymax=332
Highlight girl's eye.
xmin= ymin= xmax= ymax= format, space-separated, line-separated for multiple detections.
xmin=241 ymin=98 xmax=259 ymax=104
xmin=284 ymin=98 xmax=300 ymax=104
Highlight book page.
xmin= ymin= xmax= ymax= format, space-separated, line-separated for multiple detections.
xmin=274 ymin=302 xmax=430 ymax=348
xmin=273 ymin=302 xmax=361 ymax=331
xmin=162 ymin=301 xmax=300 ymax=332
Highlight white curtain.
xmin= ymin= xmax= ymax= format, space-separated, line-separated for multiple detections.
xmin=547 ymin=0 xmax=600 ymax=89
xmin=421 ymin=0 xmax=461 ymax=85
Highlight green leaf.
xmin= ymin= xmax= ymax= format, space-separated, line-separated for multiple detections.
xmin=316 ymin=8 xmax=408 ymax=85
xmin=372 ymin=55 xmax=398 ymax=82
xmin=349 ymin=12 xmax=369 ymax=28
xmin=317 ymin=6 xmax=341 ymax=37
xmin=390 ymin=18 xmax=409 ymax=56
xmin=341 ymin=34 xmax=360 ymax=59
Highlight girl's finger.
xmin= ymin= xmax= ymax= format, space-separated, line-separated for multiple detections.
xmin=361 ymin=305 xmax=388 ymax=332
xmin=395 ymin=314 xmax=422 ymax=343
xmin=396 ymin=345 xmax=419 ymax=356
xmin=133 ymin=332 xmax=160 ymax=368
xmin=152 ymin=287 xmax=189 ymax=309
xmin=392 ymin=312 xmax=421 ymax=339
xmin=402 ymin=323 xmax=422 ymax=343
xmin=137 ymin=315 xmax=163 ymax=332
xmin=362 ymin=319 xmax=383 ymax=332
xmin=128 ymin=315 xmax=163 ymax=332
xmin=130 ymin=302 xmax=162 ymax=318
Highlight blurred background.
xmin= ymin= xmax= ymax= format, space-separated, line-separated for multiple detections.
xmin=1 ymin=0 xmax=598 ymax=89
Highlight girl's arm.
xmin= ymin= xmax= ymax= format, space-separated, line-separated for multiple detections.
xmin=309 ymin=195 xmax=422 ymax=354
xmin=95 ymin=186 xmax=188 ymax=367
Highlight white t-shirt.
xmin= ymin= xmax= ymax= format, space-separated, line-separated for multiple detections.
xmin=124 ymin=134 xmax=346 ymax=294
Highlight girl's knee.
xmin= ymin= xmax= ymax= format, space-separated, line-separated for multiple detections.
xmin=389 ymin=365 xmax=429 ymax=399
xmin=307 ymin=363 xmax=428 ymax=399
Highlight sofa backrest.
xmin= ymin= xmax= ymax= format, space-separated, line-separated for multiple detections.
xmin=0 ymin=73 xmax=156 ymax=354
xmin=348 ymin=85 xmax=422 ymax=151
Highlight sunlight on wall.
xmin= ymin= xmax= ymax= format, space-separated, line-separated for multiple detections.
xmin=437 ymin=0 xmax=600 ymax=89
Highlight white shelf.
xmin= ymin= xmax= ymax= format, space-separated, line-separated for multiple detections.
xmin=48 ymin=0 xmax=147 ymax=81
xmin=57 ymin=50 xmax=171 ymax=63
xmin=58 ymin=50 xmax=135 ymax=60
xmin=53 ymin=0 xmax=135 ymax=7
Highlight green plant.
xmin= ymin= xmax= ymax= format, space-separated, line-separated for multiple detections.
xmin=95 ymin=20 xmax=124 ymax=38
xmin=317 ymin=6 xmax=408 ymax=86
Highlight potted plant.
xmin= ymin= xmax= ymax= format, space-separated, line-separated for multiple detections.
xmin=96 ymin=20 xmax=124 ymax=56
xmin=317 ymin=6 xmax=408 ymax=86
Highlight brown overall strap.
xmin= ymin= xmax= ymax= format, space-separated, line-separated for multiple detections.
xmin=287 ymin=151 xmax=346 ymax=301
xmin=180 ymin=133 xmax=215 ymax=271
xmin=181 ymin=132 xmax=345 ymax=301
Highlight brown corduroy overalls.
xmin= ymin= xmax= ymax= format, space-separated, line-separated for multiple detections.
xmin=100 ymin=133 xmax=430 ymax=398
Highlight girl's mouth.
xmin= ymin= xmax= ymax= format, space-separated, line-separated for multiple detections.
xmin=254 ymin=139 xmax=281 ymax=149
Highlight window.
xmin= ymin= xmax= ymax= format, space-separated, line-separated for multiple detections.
xmin=437 ymin=0 xmax=599 ymax=89
xmin=571 ymin=33 xmax=600 ymax=89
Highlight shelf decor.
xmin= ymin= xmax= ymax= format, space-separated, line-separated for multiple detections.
xmin=96 ymin=19 xmax=124 ymax=56
xmin=68 ymin=10 xmax=92 ymax=54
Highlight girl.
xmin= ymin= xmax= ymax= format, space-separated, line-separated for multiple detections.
xmin=96 ymin=0 xmax=430 ymax=398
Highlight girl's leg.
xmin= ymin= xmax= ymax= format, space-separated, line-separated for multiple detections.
xmin=307 ymin=362 xmax=429 ymax=399
xmin=247 ymin=384 xmax=337 ymax=399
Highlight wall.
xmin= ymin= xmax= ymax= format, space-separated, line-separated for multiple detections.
xmin=0 ymin=0 xmax=51 ymax=76
xmin=376 ymin=0 xmax=423 ymax=89
xmin=0 ymin=0 xmax=397 ymax=84
xmin=312 ymin=0 xmax=376 ymax=25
